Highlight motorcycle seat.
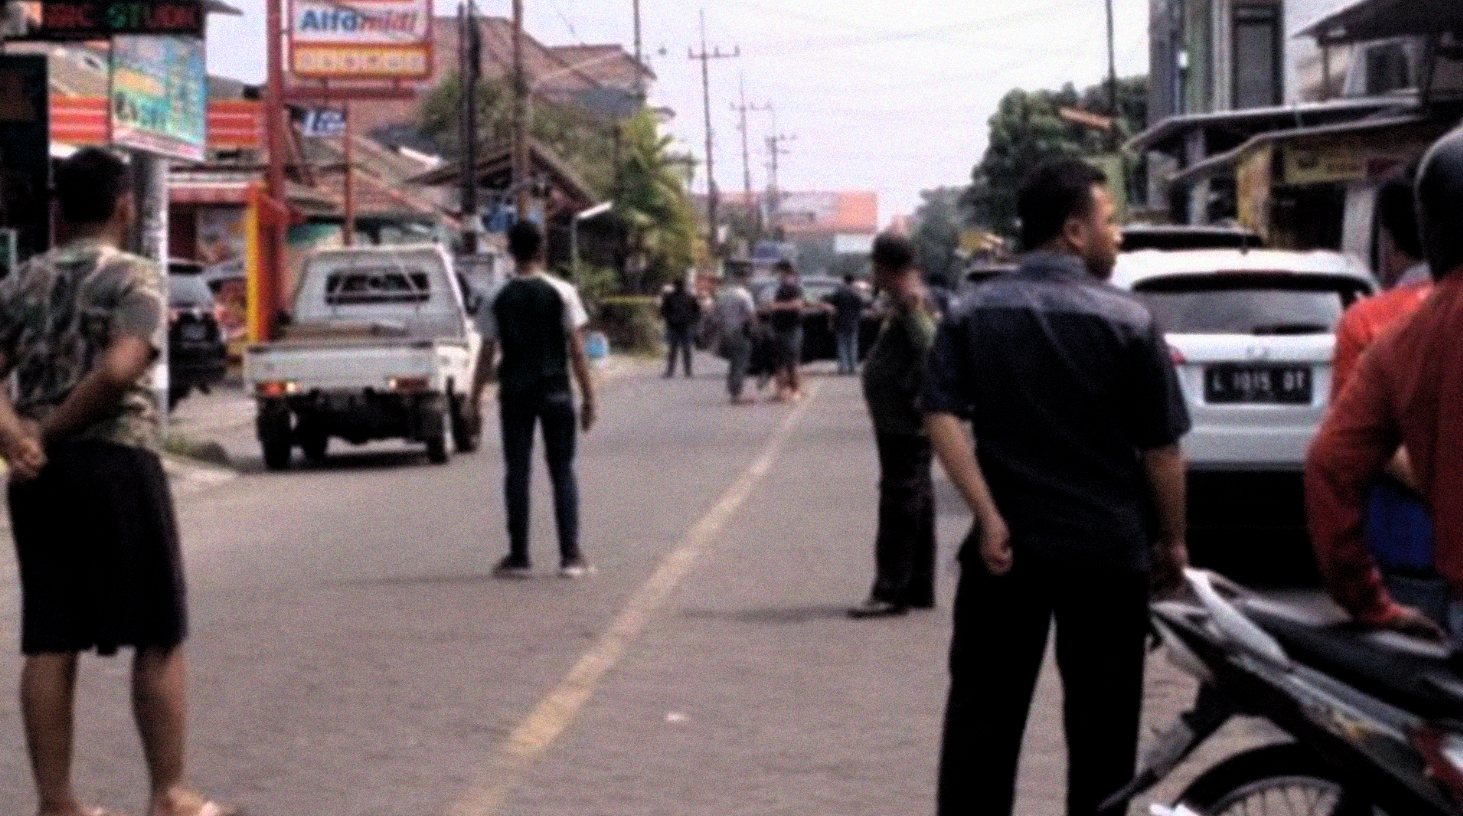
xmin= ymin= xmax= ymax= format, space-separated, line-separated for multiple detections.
xmin=1243 ymin=604 xmax=1463 ymax=718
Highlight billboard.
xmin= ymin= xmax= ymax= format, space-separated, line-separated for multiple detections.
xmin=111 ymin=35 xmax=207 ymax=161
xmin=289 ymin=0 xmax=433 ymax=80
xmin=0 ymin=55 xmax=50 ymax=269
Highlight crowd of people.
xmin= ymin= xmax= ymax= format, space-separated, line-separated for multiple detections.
xmin=8 ymin=122 xmax=1463 ymax=816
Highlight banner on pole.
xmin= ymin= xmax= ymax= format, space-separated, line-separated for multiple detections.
xmin=111 ymin=35 xmax=207 ymax=161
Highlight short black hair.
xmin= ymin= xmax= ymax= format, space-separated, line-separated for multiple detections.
xmin=55 ymin=147 xmax=130 ymax=226
xmin=1016 ymin=159 xmax=1108 ymax=250
xmin=1377 ymin=168 xmax=1424 ymax=262
xmin=507 ymin=220 xmax=543 ymax=265
xmin=843 ymin=273 xmax=855 ymax=284
xmin=870 ymin=232 xmax=914 ymax=271
xmin=772 ymin=259 xmax=795 ymax=276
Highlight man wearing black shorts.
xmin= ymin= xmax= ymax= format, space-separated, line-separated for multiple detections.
xmin=0 ymin=149 xmax=230 ymax=816
xmin=765 ymin=260 xmax=806 ymax=401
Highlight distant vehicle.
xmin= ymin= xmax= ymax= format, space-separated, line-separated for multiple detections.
xmin=1121 ymin=224 xmax=1265 ymax=252
xmin=1111 ymin=248 xmax=1373 ymax=474
xmin=754 ymin=275 xmax=880 ymax=363
xmin=243 ymin=245 xmax=482 ymax=469
xmin=167 ymin=260 xmax=228 ymax=409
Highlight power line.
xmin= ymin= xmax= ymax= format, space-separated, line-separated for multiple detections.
xmin=731 ymin=75 xmax=771 ymax=236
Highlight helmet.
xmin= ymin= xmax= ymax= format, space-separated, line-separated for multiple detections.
xmin=1416 ymin=125 xmax=1463 ymax=278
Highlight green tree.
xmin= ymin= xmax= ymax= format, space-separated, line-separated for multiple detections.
xmin=612 ymin=110 xmax=698 ymax=292
xmin=966 ymin=76 xmax=1147 ymax=244
xmin=909 ymin=187 xmax=969 ymax=286
xmin=416 ymin=74 xmax=620 ymax=196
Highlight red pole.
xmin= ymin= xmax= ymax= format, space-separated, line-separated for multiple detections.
xmin=263 ymin=0 xmax=287 ymax=340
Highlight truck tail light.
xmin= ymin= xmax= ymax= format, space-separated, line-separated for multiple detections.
xmin=388 ymin=377 xmax=429 ymax=392
xmin=256 ymin=380 xmax=298 ymax=397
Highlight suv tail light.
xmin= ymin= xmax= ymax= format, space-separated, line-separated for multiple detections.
xmin=1168 ymin=345 xmax=1186 ymax=365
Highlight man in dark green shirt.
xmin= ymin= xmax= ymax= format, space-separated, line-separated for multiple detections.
xmin=848 ymin=233 xmax=938 ymax=618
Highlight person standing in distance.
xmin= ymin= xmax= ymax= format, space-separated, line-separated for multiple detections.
xmin=659 ymin=277 xmax=701 ymax=378
xmin=922 ymin=159 xmax=1189 ymax=816
xmin=823 ymin=273 xmax=868 ymax=376
xmin=848 ymin=234 xmax=938 ymax=618
xmin=0 ymin=148 xmax=236 ymax=816
xmin=471 ymin=220 xmax=598 ymax=578
xmin=765 ymin=260 xmax=807 ymax=401
xmin=711 ymin=273 xmax=759 ymax=404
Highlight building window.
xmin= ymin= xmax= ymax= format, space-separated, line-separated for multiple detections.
xmin=1233 ymin=2 xmax=1281 ymax=109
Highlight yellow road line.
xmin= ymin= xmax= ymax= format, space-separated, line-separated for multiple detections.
xmin=448 ymin=381 xmax=823 ymax=816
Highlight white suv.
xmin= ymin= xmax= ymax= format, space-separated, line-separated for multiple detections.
xmin=1110 ymin=249 xmax=1375 ymax=473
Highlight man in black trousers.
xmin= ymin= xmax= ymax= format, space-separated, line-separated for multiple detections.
xmin=922 ymin=159 xmax=1189 ymax=816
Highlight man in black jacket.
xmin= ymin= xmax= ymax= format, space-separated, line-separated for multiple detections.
xmin=660 ymin=278 xmax=701 ymax=378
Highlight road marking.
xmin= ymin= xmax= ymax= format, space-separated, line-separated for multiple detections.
xmin=448 ymin=381 xmax=823 ymax=816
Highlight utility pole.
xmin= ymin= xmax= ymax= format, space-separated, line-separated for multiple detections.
xmin=731 ymin=76 xmax=769 ymax=244
xmin=632 ymin=0 xmax=643 ymax=100
xmin=511 ymin=0 xmax=529 ymax=218
xmin=688 ymin=10 xmax=737 ymax=260
xmin=1105 ymin=0 xmax=1120 ymax=150
xmin=460 ymin=1 xmax=481 ymax=252
xmin=765 ymin=129 xmax=795 ymax=240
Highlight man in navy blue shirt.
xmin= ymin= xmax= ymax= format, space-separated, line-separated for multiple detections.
xmin=923 ymin=160 xmax=1189 ymax=816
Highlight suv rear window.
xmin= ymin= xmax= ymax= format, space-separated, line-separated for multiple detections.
xmin=1131 ymin=272 xmax=1370 ymax=335
xmin=324 ymin=266 xmax=431 ymax=305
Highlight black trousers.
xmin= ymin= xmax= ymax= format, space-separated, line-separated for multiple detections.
xmin=500 ymin=390 xmax=580 ymax=562
xmin=868 ymin=432 xmax=935 ymax=607
xmin=937 ymin=561 xmax=1148 ymax=816
xmin=664 ymin=324 xmax=695 ymax=376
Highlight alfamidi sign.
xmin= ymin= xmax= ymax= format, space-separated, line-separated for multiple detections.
xmin=289 ymin=0 xmax=433 ymax=80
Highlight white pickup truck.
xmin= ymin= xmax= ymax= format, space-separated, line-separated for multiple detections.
xmin=244 ymin=244 xmax=484 ymax=469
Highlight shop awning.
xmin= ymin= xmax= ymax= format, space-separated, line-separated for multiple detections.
xmin=1297 ymin=0 xmax=1463 ymax=46
xmin=1125 ymin=97 xmax=1411 ymax=155
xmin=1167 ymin=113 xmax=1437 ymax=187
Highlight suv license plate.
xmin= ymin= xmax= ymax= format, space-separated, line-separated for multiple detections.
xmin=1204 ymin=365 xmax=1312 ymax=404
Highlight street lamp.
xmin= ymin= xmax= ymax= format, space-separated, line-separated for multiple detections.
xmin=570 ymin=200 xmax=614 ymax=282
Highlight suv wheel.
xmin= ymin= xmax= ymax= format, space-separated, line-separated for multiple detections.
xmin=258 ymin=401 xmax=292 ymax=470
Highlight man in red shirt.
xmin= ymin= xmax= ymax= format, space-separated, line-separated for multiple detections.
xmin=1307 ymin=127 xmax=1463 ymax=637
xmin=1328 ymin=169 xmax=1440 ymax=623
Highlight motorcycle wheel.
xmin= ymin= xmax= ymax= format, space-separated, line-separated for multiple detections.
xmin=1176 ymin=743 xmax=1388 ymax=815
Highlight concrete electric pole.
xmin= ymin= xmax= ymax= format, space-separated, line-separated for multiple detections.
xmin=688 ymin=10 xmax=737 ymax=261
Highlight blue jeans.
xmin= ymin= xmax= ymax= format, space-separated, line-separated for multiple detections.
xmin=835 ymin=328 xmax=859 ymax=374
xmin=500 ymin=389 xmax=580 ymax=563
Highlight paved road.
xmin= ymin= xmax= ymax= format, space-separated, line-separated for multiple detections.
xmin=0 ymin=354 xmax=1311 ymax=816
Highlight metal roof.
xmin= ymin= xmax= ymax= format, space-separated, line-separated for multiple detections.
xmin=1296 ymin=0 xmax=1463 ymax=46
xmin=1126 ymin=97 xmax=1411 ymax=154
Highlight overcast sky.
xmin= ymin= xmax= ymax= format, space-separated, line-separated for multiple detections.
xmin=206 ymin=1 xmax=1151 ymax=223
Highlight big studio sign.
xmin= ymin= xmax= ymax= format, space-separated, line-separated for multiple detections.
xmin=289 ymin=0 xmax=432 ymax=80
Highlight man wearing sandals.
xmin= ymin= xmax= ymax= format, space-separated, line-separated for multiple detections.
xmin=0 ymin=149 xmax=233 ymax=816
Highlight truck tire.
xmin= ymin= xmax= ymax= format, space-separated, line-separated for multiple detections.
xmin=257 ymin=400 xmax=292 ymax=471
xmin=423 ymin=399 xmax=450 ymax=464
xmin=450 ymin=393 xmax=480 ymax=453
xmin=298 ymin=419 xmax=328 ymax=464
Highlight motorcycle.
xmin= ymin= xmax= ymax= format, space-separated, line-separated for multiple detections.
xmin=1100 ymin=569 xmax=1463 ymax=816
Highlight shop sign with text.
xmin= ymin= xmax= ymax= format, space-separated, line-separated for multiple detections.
xmin=289 ymin=0 xmax=432 ymax=80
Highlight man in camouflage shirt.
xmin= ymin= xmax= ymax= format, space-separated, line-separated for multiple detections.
xmin=0 ymin=148 xmax=231 ymax=816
